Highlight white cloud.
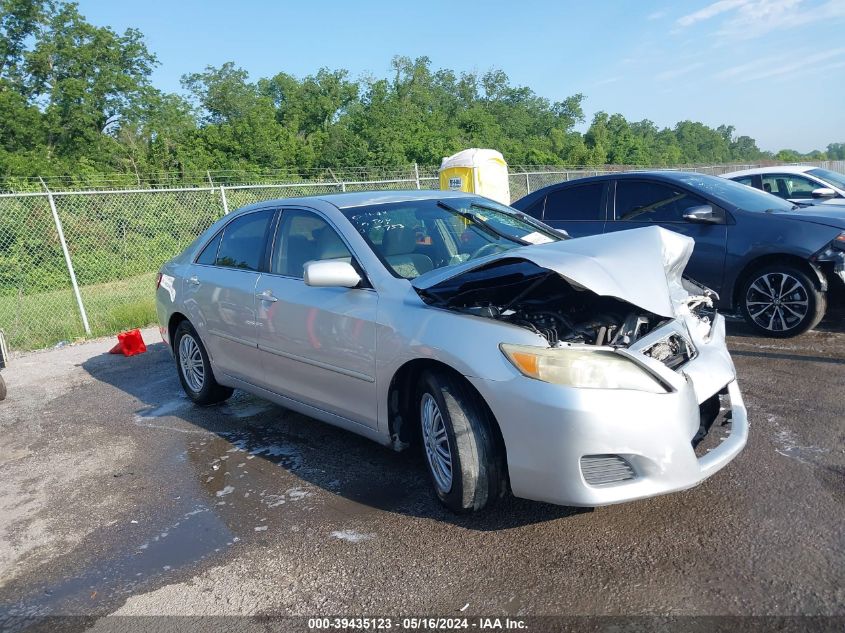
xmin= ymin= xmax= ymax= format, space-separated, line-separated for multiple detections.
xmin=648 ymin=10 xmax=668 ymax=20
xmin=593 ymin=76 xmax=622 ymax=87
xmin=656 ymin=62 xmax=707 ymax=81
xmin=714 ymin=52 xmax=787 ymax=79
xmin=677 ymin=0 xmax=750 ymax=26
xmin=675 ymin=0 xmax=845 ymax=39
xmin=716 ymin=47 xmax=845 ymax=82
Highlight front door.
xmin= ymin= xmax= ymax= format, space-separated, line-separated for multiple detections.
xmin=603 ymin=179 xmax=728 ymax=295
xmin=254 ymin=208 xmax=379 ymax=428
xmin=183 ymin=209 xmax=275 ymax=380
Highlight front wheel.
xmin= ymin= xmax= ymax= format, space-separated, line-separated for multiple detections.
xmin=173 ymin=320 xmax=233 ymax=405
xmin=417 ymin=370 xmax=507 ymax=513
xmin=739 ymin=265 xmax=826 ymax=337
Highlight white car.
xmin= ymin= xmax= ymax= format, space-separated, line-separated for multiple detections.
xmin=155 ymin=190 xmax=747 ymax=513
xmin=722 ymin=165 xmax=845 ymax=207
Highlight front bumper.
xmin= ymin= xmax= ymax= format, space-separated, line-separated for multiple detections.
xmin=470 ymin=314 xmax=748 ymax=507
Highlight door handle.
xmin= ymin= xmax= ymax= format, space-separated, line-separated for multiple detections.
xmin=187 ymin=275 xmax=200 ymax=286
xmin=257 ymin=290 xmax=278 ymax=303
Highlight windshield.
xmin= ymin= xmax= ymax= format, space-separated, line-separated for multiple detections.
xmin=677 ymin=173 xmax=796 ymax=212
xmin=342 ymin=197 xmax=563 ymax=279
xmin=808 ymin=168 xmax=845 ymax=191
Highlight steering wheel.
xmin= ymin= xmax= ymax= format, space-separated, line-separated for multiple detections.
xmin=470 ymin=243 xmax=509 ymax=260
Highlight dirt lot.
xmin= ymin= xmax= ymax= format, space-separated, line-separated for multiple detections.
xmin=0 ymin=316 xmax=843 ymax=629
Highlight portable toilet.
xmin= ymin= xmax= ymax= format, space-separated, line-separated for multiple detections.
xmin=439 ymin=148 xmax=511 ymax=205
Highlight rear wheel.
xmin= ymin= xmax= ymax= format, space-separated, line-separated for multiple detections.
xmin=739 ymin=265 xmax=826 ymax=337
xmin=417 ymin=370 xmax=506 ymax=513
xmin=173 ymin=320 xmax=233 ymax=405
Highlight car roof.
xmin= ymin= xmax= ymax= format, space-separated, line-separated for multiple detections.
xmin=232 ymin=189 xmax=478 ymax=215
xmin=721 ymin=165 xmax=815 ymax=178
xmin=521 ymin=170 xmax=721 ymax=189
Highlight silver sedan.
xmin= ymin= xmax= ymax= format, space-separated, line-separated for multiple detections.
xmin=156 ymin=191 xmax=748 ymax=512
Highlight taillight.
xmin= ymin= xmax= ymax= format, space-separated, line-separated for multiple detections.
xmin=156 ymin=272 xmax=163 ymax=289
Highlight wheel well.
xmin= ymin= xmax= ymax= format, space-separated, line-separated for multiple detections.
xmin=168 ymin=312 xmax=188 ymax=350
xmin=387 ymin=359 xmax=507 ymax=461
xmin=732 ymin=254 xmax=824 ymax=310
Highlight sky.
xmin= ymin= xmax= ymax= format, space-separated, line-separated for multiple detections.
xmin=77 ymin=0 xmax=845 ymax=153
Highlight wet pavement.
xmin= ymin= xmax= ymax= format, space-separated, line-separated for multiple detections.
xmin=0 ymin=316 xmax=843 ymax=626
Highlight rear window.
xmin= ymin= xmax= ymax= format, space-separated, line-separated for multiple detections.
xmin=196 ymin=232 xmax=222 ymax=265
xmin=215 ymin=210 xmax=274 ymax=271
xmin=543 ymin=184 xmax=604 ymax=221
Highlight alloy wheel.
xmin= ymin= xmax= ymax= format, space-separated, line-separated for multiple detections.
xmin=178 ymin=334 xmax=205 ymax=393
xmin=745 ymin=272 xmax=810 ymax=333
xmin=420 ymin=392 xmax=453 ymax=494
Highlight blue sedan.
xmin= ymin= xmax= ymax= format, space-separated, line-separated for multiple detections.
xmin=512 ymin=171 xmax=845 ymax=337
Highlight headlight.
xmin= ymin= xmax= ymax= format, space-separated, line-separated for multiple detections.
xmin=832 ymin=232 xmax=845 ymax=251
xmin=500 ymin=344 xmax=668 ymax=393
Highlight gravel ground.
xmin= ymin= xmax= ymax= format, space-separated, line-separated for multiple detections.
xmin=0 ymin=317 xmax=843 ymax=629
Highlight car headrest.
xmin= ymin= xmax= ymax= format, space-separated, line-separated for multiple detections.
xmin=316 ymin=228 xmax=350 ymax=259
xmin=383 ymin=226 xmax=416 ymax=256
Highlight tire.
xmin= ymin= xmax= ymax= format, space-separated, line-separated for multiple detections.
xmin=173 ymin=320 xmax=233 ymax=405
xmin=417 ymin=370 xmax=506 ymax=513
xmin=0 ymin=373 xmax=6 ymax=401
xmin=739 ymin=264 xmax=826 ymax=337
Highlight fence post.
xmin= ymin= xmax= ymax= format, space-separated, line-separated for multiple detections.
xmin=327 ymin=168 xmax=346 ymax=192
xmin=414 ymin=162 xmax=421 ymax=190
xmin=219 ymin=185 xmax=230 ymax=215
xmin=39 ymin=177 xmax=91 ymax=336
xmin=525 ymin=172 xmax=531 ymax=194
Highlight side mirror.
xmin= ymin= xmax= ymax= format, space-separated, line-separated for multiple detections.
xmin=682 ymin=204 xmax=720 ymax=224
xmin=811 ymin=187 xmax=836 ymax=199
xmin=303 ymin=260 xmax=362 ymax=288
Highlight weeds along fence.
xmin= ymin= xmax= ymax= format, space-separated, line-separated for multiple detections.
xmin=1 ymin=161 xmax=843 ymax=351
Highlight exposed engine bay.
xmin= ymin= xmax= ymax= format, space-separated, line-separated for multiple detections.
xmin=417 ymin=259 xmax=716 ymax=353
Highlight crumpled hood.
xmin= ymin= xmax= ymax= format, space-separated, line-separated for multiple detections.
xmin=412 ymin=226 xmax=695 ymax=318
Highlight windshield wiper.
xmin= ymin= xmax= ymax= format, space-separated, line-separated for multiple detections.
xmin=437 ymin=201 xmax=530 ymax=246
xmin=468 ymin=202 xmax=561 ymax=238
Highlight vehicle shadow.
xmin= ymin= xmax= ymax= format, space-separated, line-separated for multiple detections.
xmin=81 ymin=342 xmax=589 ymax=533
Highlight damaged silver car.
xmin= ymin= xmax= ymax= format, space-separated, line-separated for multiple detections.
xmin=156 ymin=191 xmax=748 ymax=512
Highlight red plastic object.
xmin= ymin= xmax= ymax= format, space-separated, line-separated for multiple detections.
xmin=109 ymin=329 xmax=147 ymax=356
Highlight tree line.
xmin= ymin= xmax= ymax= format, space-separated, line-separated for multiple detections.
xmin=1 ymin=0 xmax=843 ymax=184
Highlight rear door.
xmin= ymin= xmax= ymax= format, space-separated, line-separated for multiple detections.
xmin=182 ymin=208 xmax=276 ymax=381
xmin=603 ymin=179 xmax=728 ymax=293
xmin=253 ymin=207 xmax=379 ymax=428
xmin=536 ymin=181 xmax=607 ymax=238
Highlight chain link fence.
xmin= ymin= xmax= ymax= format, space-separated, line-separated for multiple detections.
xmin=1 ymin=160 xmax=843 ymax=351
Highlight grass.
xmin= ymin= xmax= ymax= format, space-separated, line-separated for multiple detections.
xmin=0 ymin=272 xmax=158 ymax=351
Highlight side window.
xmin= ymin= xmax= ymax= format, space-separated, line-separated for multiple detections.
xmin=271 ymin=210 xmax=352 ymax=278
xmin=615 ymin=181 xmax=708 ymax=223
xmin=521 ymin=197 xmax=545 ymax=220
xmin=762 ymin=174 xmax=817 ymax=199
xmin=215 ymin=210 xmax=274 ymax=271
xmin=543 ymin=184 xmax=604 ymax=221
xmin=196 ymin=231 xmax=222 ymax=265
xmin=732 ymin=176 xmax=754 ymax=186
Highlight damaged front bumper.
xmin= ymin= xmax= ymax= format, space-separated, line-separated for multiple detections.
xmin=812 ymin=241 xmax=845 ymax=285
xmin=469 ymin=313 xmax=748 ymax=507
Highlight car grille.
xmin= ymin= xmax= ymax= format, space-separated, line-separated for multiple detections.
xmin=642 ymin=333 xmax=695 ymax=370
xmin=580 ymin=455 xmax=636 ymax=487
